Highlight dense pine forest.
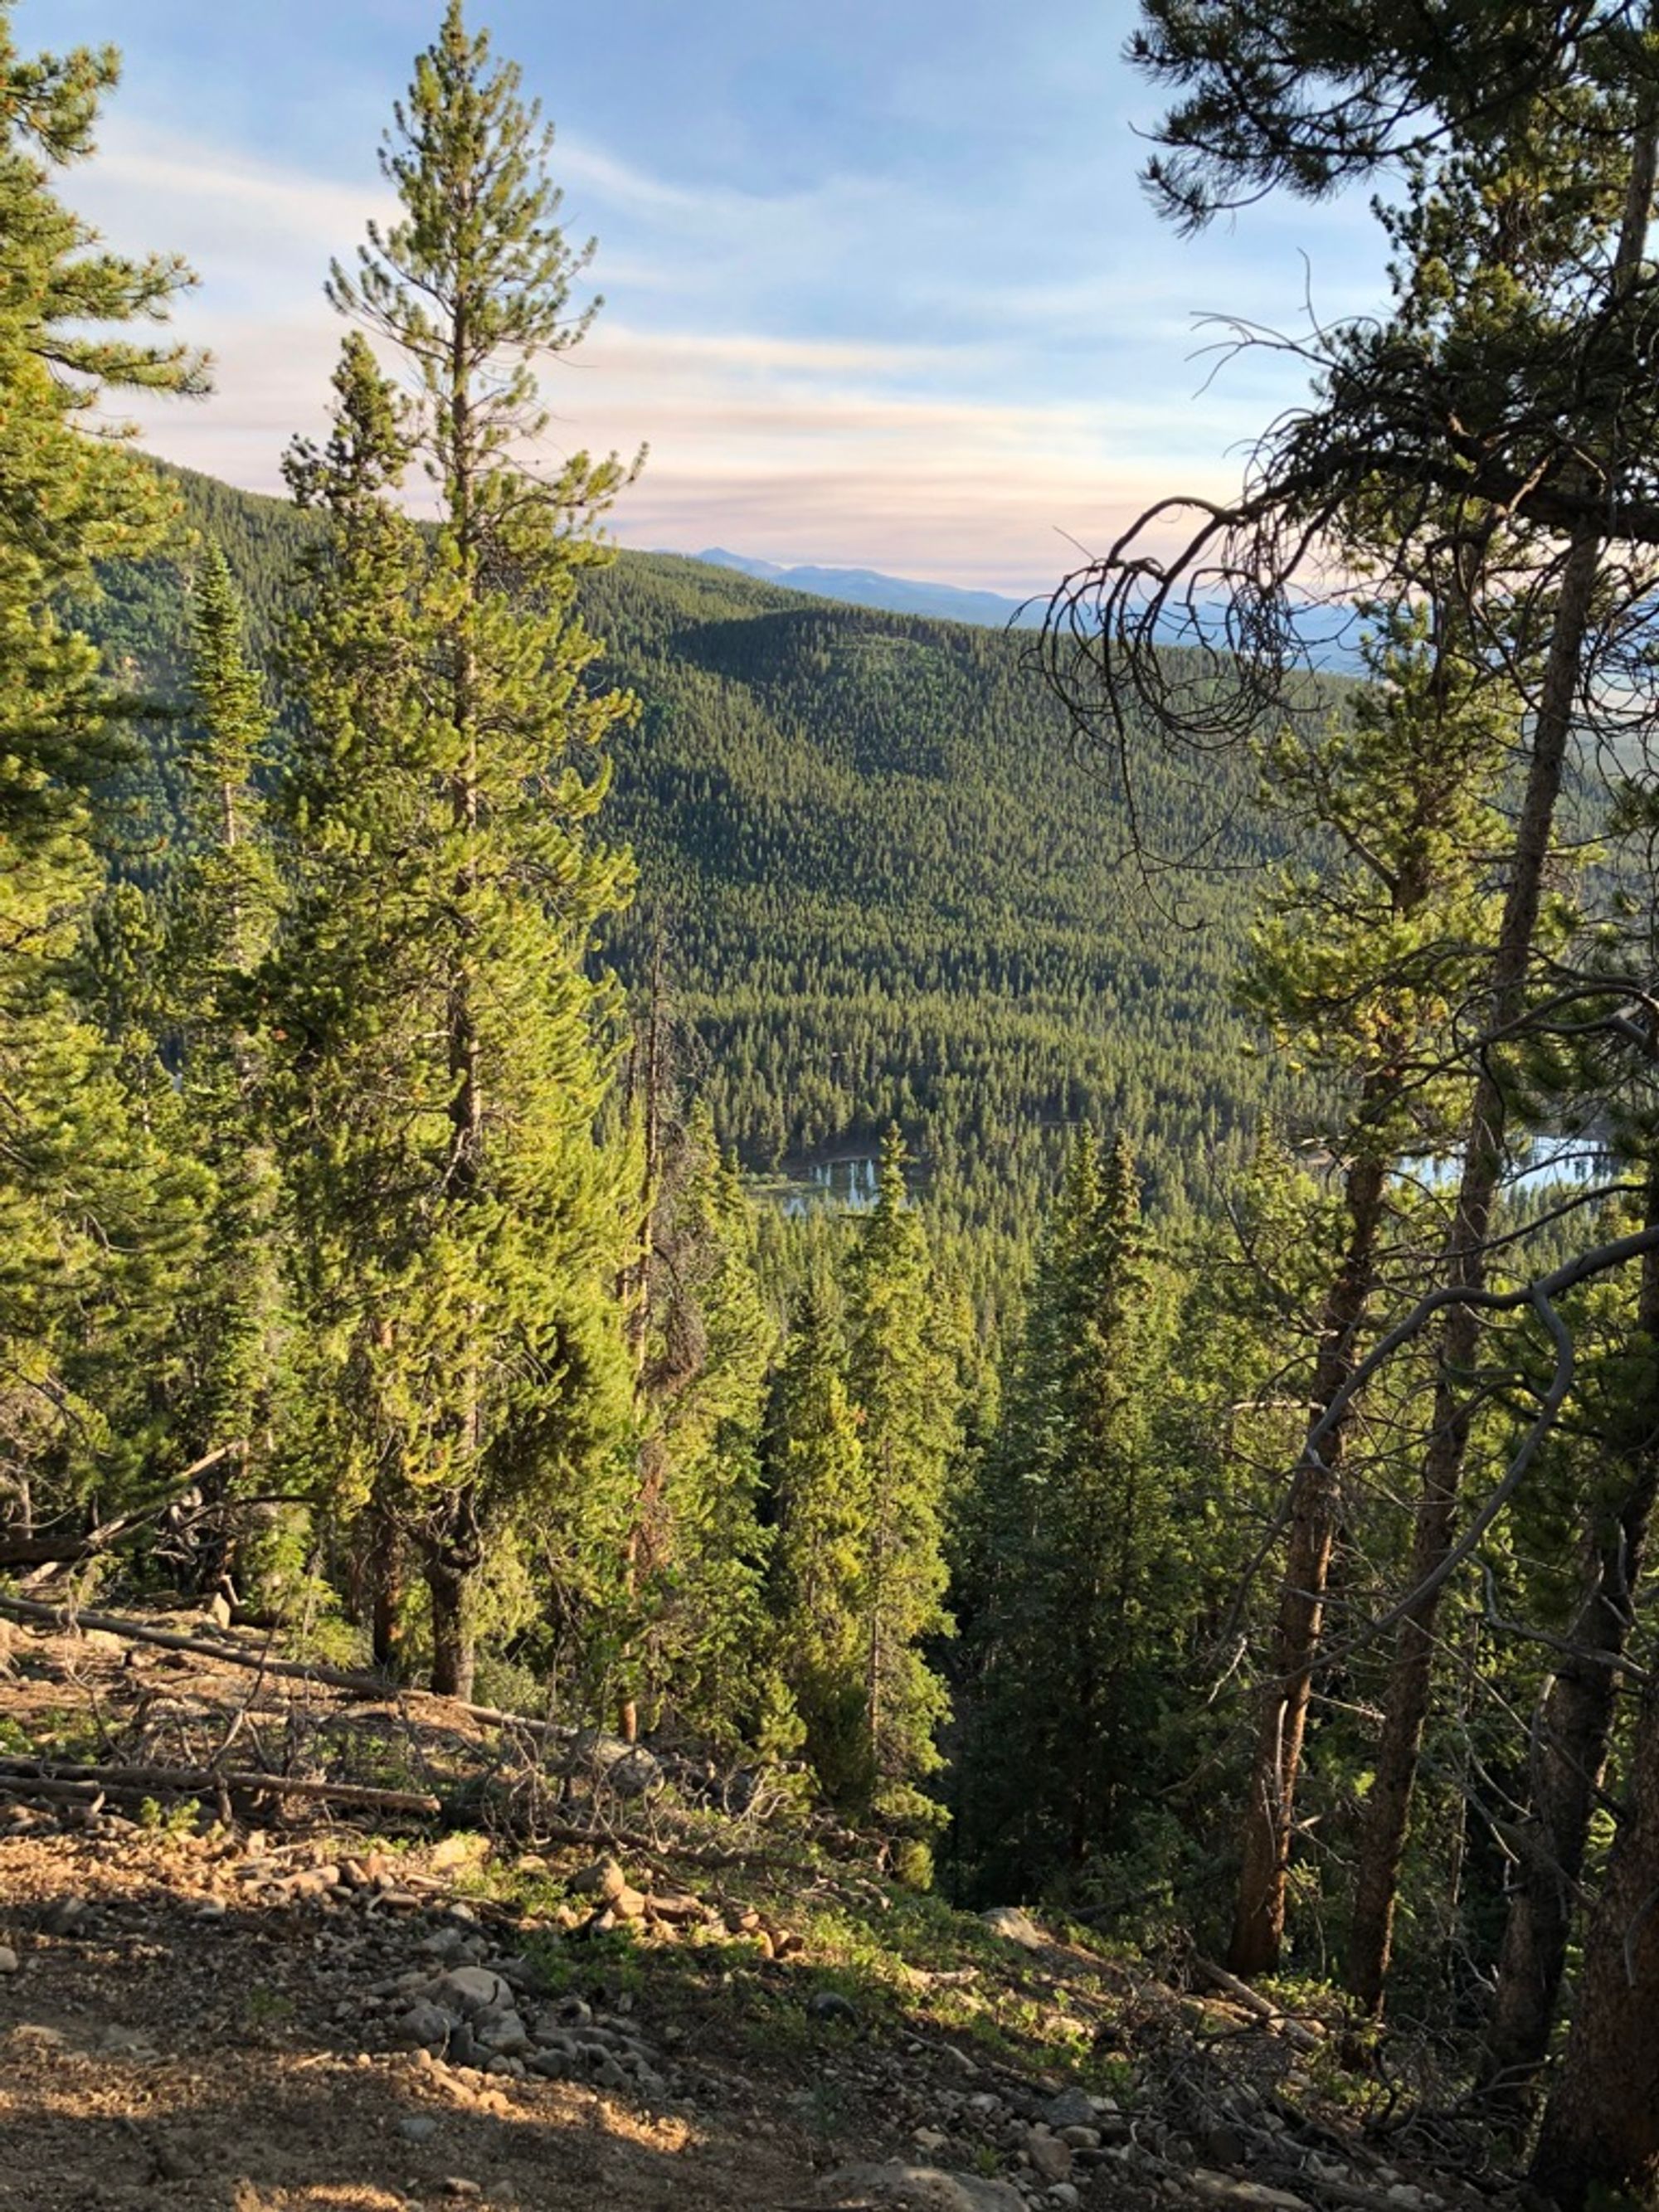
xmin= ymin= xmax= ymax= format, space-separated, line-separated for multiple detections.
xmin=81 ymin=467 xmax=1308 ymax=1315
xmin=8 ymin=2 xmax=1659 ymax=2205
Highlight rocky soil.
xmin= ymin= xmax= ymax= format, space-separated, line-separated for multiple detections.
xmin=0 ymin=1612 xmax=1520 ymax=2212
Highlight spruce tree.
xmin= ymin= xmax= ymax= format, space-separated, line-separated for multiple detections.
xmin=964 ymin=1130 xmax=1177 ymax=1894
xmin=1228 ymin=589 xmax=1512 ymax=1972
xmin=767 ymin=1282 xmax=870 ymax=1801
xmin=162 ymin=546 xmax=283 ymax=1552
xmin=844 ymin=1126 xmax=956 ymax=1825
xmin=266 ymin=2 xmax=637 ymax=1699
xmin=627 ymin=1099 xmax=782 ymax=1748
xmin=0 ymin=10 xmax=209 ymax=1548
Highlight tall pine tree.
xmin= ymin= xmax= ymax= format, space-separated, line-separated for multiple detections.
xmin=845 ymin=1126 xmax=956 ymax=1826
xmin=963 ymin=1130 xmax=1177 ymax=1895
xmin=0 ymin=11 xmax=210 ymax=1557
xmin=265 ymin=3 xmax=637 ymax=1698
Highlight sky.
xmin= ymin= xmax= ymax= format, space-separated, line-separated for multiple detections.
xmin=31 ymin=0 xmax=1390 ymax=596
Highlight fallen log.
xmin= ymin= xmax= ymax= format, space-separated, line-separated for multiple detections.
xmin=1191 ymin=1955 xmax=1323 ymax=2052
xmin=0 ymin=1776 xmax=109 ymax=1806
xmin=0 ymin=1753 xmax=440 ymax=1816
xmin=0 ymin=1592 xmax=573 ymax=1741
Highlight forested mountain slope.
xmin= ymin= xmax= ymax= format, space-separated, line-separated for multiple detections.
xmin=86 ymin=465 xmax=1302 ymax=1266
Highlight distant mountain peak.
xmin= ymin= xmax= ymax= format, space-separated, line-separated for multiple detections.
xmin=688 ymin=548 xmax=1042 ymax=630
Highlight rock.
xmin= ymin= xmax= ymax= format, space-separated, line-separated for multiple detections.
xmin=393 ymin=2001 xmax=456 ymax=2054
xmin=611 ymin=1883 xmax=649 ymax=1923
xmin=475 ymin=2007 xmax=529 ymax=2056
xmin=1043 ymin=2090 xmax=1096 ymax=2132
xmin=421 ymin=1926 xmax=472 ymax=1963
xmin=1026 ymin=2132 xmax=1073 ymax=2184
xmin=426 ymin=1966 xmax=513 ymax=2016
xmin=0 ymin=1946 xmax=18 ymax=1975
xmin=820 ymin=2163 xmax=1024 ymax=2212
xmin=807 ymin=1990 xmax=861 ymax=2029
xmin=570 ymin=1857 xmax=630 ymax=1901
xmin=980 ymin=1906 xmax=1045 ymax=1951
xmin=913 ymin=2129 xmax=951 ymax=2155
xmin=572 ymin=1731 xmax=664 ymax=1798
xmin=1188 ymin=2174 xmax=1313 ymax=2212
xmin=41 ymin=1897 xmax=90 ymax=1937
xmin=441 ymin=2185 xmax=482 ymax=2203
xmin=1050 ymin=2190 xmax=1080 ymax=2210
xmin=645 ymin=1889 xmax=705 ymax=1924
xmin=397 ymin=2116 xmax=440 ymax=2145
xmin=1059 ymin=2128 xmax=1099 ymax=2151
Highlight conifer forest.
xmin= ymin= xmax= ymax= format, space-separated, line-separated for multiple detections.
xmin=11 ymin=3 xmax=1659 ymax=2206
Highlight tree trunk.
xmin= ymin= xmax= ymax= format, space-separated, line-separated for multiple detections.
xmin=1229 ymin=1152 xmax=1388 ymax=1976
xmin=1342 ymin=521 xmax=1603 ymax=2013
xmin=1344 ymin=118 xmax=1657 ymax=2017
xmin=1481 ymin=1208 xmax=1659 ymax=2112
xmin=422 ymin=1488 xmax=480 ymax=1704
xmin=367 ymin=1504 xmax=406 ymax=1676
xmin=425 ymin=1546 xmax=474 ymax=1703
xmin=1530 ymin=1672 xmax=1659 ymax=2208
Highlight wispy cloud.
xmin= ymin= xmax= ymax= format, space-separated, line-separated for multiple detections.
xmin=64 ymin=95 xmax=1381 ymax=595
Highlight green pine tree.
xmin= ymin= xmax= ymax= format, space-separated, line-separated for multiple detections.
xmin=265 ymin=6 xmax=638 ymax=1699
xmin=844 ymin=1125 xmax=956 ymax=1826
xmin=767 ymin=1280 xmax=868 ymax=1800
xmin=964 ymin=1130 xmax=1178 ymax=1893
xmin=626 ymin=1098 xmax=784 ymax=1748
xmin=153 ymin=546 xmax=285 ymax=1595
xmin=0 ymin=9 xmax=210 ymax=1553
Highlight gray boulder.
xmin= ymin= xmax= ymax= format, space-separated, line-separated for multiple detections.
xmin=392 ymin=2001 xmax=456 ymax=2054
xmin=819 ymin=2165 xmax=1024 ymax=2212
xmin=424 ymin=1966 xmax=512 ymax=2016
xmin=572 ymin=1731 xmax=664 ymax=1798
xmin=1044 ymin=2088 xmax=1097 ymax=2131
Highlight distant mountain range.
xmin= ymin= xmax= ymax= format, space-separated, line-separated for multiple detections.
xmin=689 ymin=547 xmax=1365 ymax=669
xmin=693 ymin=547 xmax=1045 ymax=631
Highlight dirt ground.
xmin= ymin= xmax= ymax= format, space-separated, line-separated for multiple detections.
xmin=0 ymin=1817 xmax=816 ymax=2212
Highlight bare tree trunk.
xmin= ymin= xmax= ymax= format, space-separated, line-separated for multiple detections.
xmin=1481 ymin=1204 xmax=1659 ymax=2112
xmin=367 ymin=1502 xmax=406 ymax=1675
xmin=1230 ymin=1153 xmax=1387 ymax=1976
xmin=1530 ymin=1671 xmax=1659 ymax=2209
xmin=1345 ymin=119 xmax=1657 ymax=2016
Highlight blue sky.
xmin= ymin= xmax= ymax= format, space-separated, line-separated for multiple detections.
xmin=32 ymin=0 xmax=1389 ymax=592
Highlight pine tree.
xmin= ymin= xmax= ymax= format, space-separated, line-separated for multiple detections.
xmin=161 ymin=546 xmax=283 ymax=1562
xmin=964 ymin=1130 xmax=1177 ymax=1894
xmin=0 ymin=9 xmax=210 ymax=1552
xmin=767 ymin=1281 xmax=869 ymax=1801
xmin=1228 ymin=588 xmax=1512 ymax=1973
xmin=265 ymin=2 xmax=638 ymax=1700
xmin=844 ymin=1126 xmax=956 ymax=1826
xmin=627 ymin=1098 xmax=783 ymax=1748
